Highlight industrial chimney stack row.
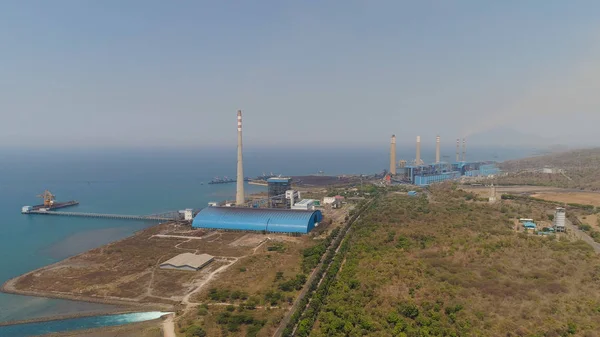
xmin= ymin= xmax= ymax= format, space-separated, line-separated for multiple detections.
xmin=388 ymin=135 xmax=468 ymax=173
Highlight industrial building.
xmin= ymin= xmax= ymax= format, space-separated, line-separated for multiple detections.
xmin=192 ymin=206 xmax=322 ymax=234
xmin=389 ymin=135 xmax=500 ymax=186
xmin=160 ymin=253 xmax=214 ymax=271
xmin=268 ymin=177 xmax=292 ymax=207
xmin=292 ymin=199 xmax=315 ymax=211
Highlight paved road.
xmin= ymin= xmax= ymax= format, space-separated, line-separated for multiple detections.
xmin=566 ymin=219 xmax=600 ymax=253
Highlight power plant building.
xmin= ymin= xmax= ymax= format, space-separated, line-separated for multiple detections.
xmin=192 ymin=206 xmax=322 ymax=234
xmin=268 ymin=177 xmax=292 ymax=207
xmin=390 ymin=136 xmax=500 ymax=186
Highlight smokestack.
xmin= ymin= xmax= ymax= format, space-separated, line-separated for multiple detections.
xmin=416 ymin=136 xmax=421 ymax=166
xmin=236 ymin=110 xmax=245 ymax=205
xmin=462 ymin=138 xmax=466 ymax=162
xmin=390 ymin=135 xmax=396 ymax=175
xmin=435 ymin=135 xmax=440 ymax=163
xmin=456 ymin=138 xmax=460 ymax=162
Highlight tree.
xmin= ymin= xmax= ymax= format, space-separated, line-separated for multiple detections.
xmin=185 ymin=325 xmax=206 ymax=337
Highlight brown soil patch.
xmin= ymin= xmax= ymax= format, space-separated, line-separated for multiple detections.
xmin=10 ymin=223 xmax=259 ymax=303
xmin=578 ymin=214 xmax=600 ymax=231
xmin=531 ymin=192 xmax=600 ymax=206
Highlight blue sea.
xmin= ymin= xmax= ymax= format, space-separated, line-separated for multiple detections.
xmin=0 ymin=146 xmax=530 ymax=336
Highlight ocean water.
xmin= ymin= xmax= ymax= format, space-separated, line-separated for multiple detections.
xmin=0 ymin=146 xmax=530 ymax=336
xmin=0 ymin=312 xmax=171 ymax=337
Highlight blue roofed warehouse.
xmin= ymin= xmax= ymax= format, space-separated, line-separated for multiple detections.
xmin=192 ymin=207 xmax=323 ymax=234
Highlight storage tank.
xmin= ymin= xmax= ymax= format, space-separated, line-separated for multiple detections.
xmin=554 ymin=207 xmax=566 ymax=232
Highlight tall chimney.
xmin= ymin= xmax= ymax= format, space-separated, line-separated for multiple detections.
xmin=456 ymin=138 xmax=460 ymax=162
xmin=236 ymin=110 xmax=245 ymax=205
xmin=390 ymin=135 xmax=396 ymax=175
xmin=416 ymin=136 xmax=421 ymax=166
xmin=435 ymin=135 xmax=440 ymax=163
xmin=462 ymin=138 xmax=466 ymax=162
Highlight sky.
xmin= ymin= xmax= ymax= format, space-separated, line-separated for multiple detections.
xmin=1 ymin=1 xmax=600 ymax=150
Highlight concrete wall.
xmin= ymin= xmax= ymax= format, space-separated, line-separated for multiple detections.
xmin=159 ymin=264 xmax=198 ymax=272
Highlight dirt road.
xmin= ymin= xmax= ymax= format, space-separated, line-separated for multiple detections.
xmin=566 ymin=219 xmax=600 ymax=254
xmin=162 ymin=314 xmax=175 ymax=337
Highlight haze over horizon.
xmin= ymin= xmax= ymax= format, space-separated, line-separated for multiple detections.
xmin=2 ymin=1 xmax=600 ymax=149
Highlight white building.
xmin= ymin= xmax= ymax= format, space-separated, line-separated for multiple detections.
xmin=160 ymin=253 xmax=214 ymax=272
xmin=323 ymin=197 xmax=336 ymax=205
xmin=292 ymin=199 xmax=315 ymax=211
xmin=285 ymin=190 xmax=301 ymax=207
xmin=184 ymin=209 xmax=194 ymax=221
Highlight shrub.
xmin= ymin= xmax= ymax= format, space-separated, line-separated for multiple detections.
xmin=185 ymin=325 xmax=206 ymax=337
xmin=579 ymin=224 xmax=592 ymax=232
xmin=398 ymin=302 xmax=420 ymax=319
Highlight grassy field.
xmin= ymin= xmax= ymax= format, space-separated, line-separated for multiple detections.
xmin=307 ymin=184 xmax=600 ymax=336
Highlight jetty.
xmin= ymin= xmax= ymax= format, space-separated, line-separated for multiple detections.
xmin=25 ymin=210 xmax=181 ymax=222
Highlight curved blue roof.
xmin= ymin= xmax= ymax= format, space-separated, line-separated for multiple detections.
xmin=192 ymin=207 xmax=322 ymax=234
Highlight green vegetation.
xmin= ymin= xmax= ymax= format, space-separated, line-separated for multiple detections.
xmin=185 ymin=325 xmax=207 ymax=337
xmin=207 ymin=288 xmax=249 ymax=302
xmin=282 ymin=199 xmax=375 ymax=337
xmin=216 ymin=312 xmax=266 ymax=335
xmin=301 ymin=227 xmax=341 ymax=273
xmin=267 ymin=242 xmax=286 ymax=252
xmin=304 ymin=184 xmax=600 ymax=336
xmin=278 ymin=274 xmax=307 ymax=292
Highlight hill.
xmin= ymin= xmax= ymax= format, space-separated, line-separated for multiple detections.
xmin=495 ymin=148 xmax=600 ymax=190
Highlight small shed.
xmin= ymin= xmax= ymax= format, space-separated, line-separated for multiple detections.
xmin=523 ymin=222 xmax=537 ymax=229
xmin=160 ymin=253 xmax=214 ymax=272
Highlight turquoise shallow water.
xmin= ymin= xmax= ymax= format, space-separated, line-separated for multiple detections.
xmin=0 ymin=147 xmax=529 ymax=336
xmin=0 ymin=311 xmax=171 ymax=337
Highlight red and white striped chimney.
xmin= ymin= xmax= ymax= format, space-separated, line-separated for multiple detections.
xmin=236 ymin=110 xmax=245 ymax=205
xmin=435 ymin=135 xmax=440 ymax=163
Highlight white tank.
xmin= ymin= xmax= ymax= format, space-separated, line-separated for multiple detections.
xmin=554 ymin=207 xmax=566 ymax=229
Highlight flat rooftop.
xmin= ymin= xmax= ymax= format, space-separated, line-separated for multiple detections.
xmin=295 ymin=199 xmax=314 ymax=205
xmin=160 ymin=253 xmax=214 ymax=269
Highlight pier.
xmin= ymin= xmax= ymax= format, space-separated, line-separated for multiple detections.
xmin=26 ymin=210 xmax=181 ymax=222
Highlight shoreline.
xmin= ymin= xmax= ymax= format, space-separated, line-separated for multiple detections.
xmin=0 ymin=221 xmax=175 ymax=327
xmin=0 ymin=309 xmax=169 ymax=327
xmin=37 ymin=316 xmax=167 ymax=337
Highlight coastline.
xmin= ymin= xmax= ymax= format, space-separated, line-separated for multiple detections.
xmin=37 ymin=316 xmax=167 ymax=337
xmin=0 ymin=309 xmax=167 ymax=327
xmin=0 ymin=222 xmax=175 ymax=326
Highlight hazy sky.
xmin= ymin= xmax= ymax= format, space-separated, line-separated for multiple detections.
xmin=2 ymin=1 xmax=600 ymax=149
